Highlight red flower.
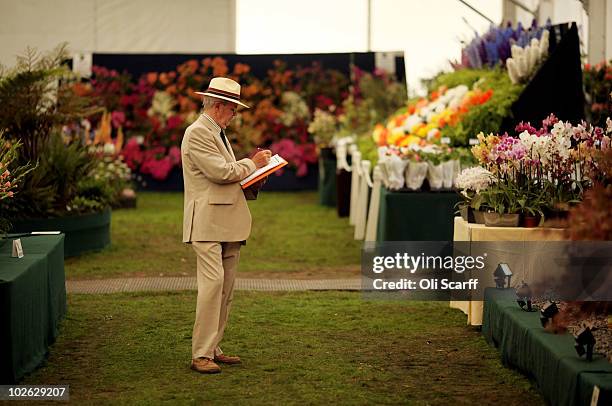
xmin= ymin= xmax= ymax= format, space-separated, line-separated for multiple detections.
xmin=141 ymin=156 xmax=173 ymax=180
xmin=166 ymin=115 xmax=183 ymax=130
xmin=111 ymin=111 xmax=126 ymax=129
xmin=121 ymin=138 xmax=144 ymax=170
xmin=168 ymin=146 xmax=182 ymax=166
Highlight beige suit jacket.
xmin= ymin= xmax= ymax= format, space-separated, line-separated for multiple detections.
xmin=181 ymin=114 xmax=256 ymax=243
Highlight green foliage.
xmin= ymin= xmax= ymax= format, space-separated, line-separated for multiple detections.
xmin=426 ymin=68 xmax=490 ymax=90
xmin=74 ymin=176 xmax=114 ymax=208
xmin=359 ymin=72 xmax=407 ymax=123
xmin=430 ymin=68 xmax=524 ymax=146
xmin=356 ymin=134 xmax=379 ymax=166
xmin=0 ymin=45 xmax=108 ymax=220
xmin=0 ymin=44 xmax=99 ymax=164
xmin=337 ymin=95 xmax=377 ymax=138
xmin=2 ymin=132 xmax=111 ymax=219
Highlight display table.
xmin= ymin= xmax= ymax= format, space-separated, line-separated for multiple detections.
xmin=376 ymin=188 xmax=460 ymax=241
xmin=0 ymin=235 xmax=67 ymax=383
xmin=450 ymin=217 xmax=566 ymax=325
xmin=483 ymin=288 xmax=612 ymax=406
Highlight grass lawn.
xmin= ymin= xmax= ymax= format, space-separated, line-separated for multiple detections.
xmin=23 ymin=291 xmax=544 ymax=405
xmin=65 ymin=192 xmax=362 ymax=280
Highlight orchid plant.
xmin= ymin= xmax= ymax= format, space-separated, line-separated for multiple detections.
xmin=470 ymin=114 xmax=611 ymax=216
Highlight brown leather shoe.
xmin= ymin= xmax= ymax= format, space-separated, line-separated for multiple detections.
xmin=214 ymin=354 xmax=241 ymax=365
xmin=191 ymin=357 xmax=221 ymax=374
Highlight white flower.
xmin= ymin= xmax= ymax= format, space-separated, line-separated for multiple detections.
xmin=103 ymin=143 xmax=116 ymax=155
xmin=454 ymin=166 xmax=493 ymax=193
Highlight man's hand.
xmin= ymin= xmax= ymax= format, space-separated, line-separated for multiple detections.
xmin=251 ymin=149 xmax=272 ymax=168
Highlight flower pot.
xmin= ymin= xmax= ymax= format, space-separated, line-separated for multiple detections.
xmin=318 ymin=147 xmax=337 ymax=207
xmin=474 ymin=210 xmax=486 ymax=224
xmin=483 ymin=212 xmax=520 ymax=227
xmin=522 ymin=215 xmax=540 ymax=228
xmin=460 ymin=206 xmax=476 ymax=223
xmin=10 ymin=208 xmax=112 ymax=257
xmin=426 ymin=162 xmax=444 ymax=190
xmin=404 ymin=161 xmax=428 ymax=191
xmin=442 ymin=160 xmax=460 ymax=189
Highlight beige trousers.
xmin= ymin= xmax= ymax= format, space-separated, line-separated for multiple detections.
xmin=191 ymin=241 xmax=241 ymax=359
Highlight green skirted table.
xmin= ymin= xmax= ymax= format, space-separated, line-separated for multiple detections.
xmin=0 ymin=235 xmax=67 ymax=383
xmin=483 ymin=288 xmax=612 ymax=406
xmin=376 ymin=188 xmax=460 ymax=241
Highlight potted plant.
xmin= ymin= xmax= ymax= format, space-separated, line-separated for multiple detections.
xmin=479 ymin=180 xmax=521 ymax=227
xmin=0 ymin=45 xmax=116 ymax=256
xmin=0 ymin=136 xmax=34 ymax=238
xmin=517 ymin=183 xmax=547 ymax=227
xmin=454 ymin=166 xmax=493 ymax=223
xmin=308 ymin=108 xmax=339 ymax=206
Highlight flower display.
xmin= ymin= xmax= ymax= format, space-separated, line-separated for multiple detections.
xmin=454 ymin=19 xmax=550 ymax=69
xmin=506 ymin=30 xmax=549 ymax=84
xmin=81 ymin=57 xmax=355 ymax=179
xmin=583 ymin=60 xmax=612 ymax=128
xmin=469 ymin=114 xmax=611 ymax=216
xmin=373 ymin=84 xmax=493 ymax=149
xmin=308 ymin=108 xmax=338 ymax=147
xmin=279 ymin=91 xmax=310 ymax=127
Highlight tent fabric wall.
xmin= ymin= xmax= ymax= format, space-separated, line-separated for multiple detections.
xmin=0 ymin=0 xmax=235 ymax=67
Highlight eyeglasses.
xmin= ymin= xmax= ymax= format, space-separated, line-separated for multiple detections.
xmin=224 ymin=104 xmax=238 ymax=115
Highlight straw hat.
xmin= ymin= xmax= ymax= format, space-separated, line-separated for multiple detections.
xmin=195 ymin=77 xmax=250 ymax=108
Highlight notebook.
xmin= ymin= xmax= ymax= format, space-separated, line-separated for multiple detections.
xmin=240 ymin=154 xmax=288 ymax=189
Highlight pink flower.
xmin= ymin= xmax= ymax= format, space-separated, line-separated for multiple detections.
xmin=141 ymin=156 xmax=173 ymax=180
xmin=168 ymin=146 xmax=181 ymax=166
xmin=166 ymin=115 xmax=183 ymax=131
xmin=111 ymin=111 xmax=126 ymax=129
xmin=120 ymin=138 xmax=144 ymax=170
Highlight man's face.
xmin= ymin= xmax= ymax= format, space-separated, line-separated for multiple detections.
xmin=215 ymin=102 xmax=238 ymax=129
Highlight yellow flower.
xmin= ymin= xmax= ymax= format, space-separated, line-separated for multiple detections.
xmin=400 ymin=135 xmax=421 ymax=146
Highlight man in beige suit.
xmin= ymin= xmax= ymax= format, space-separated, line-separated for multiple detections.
xmin=182 ymin=77 xmax=271 ymax=374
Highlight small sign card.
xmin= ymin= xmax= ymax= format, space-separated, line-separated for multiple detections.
xmin=12 ymin=239 xmax=24 ymax=258
xmin=440 ymin=137 xmax=451 ymax=145
xmin=469 ymin=138 xmax=479 ymax=145
xmin=590 ymin=385 xmax=599 ymax=406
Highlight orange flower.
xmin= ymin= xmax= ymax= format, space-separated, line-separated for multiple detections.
xmin=201 ymin=57 xmax=212 ymax=70
xmin=187 ymin=59 xmax=199 ymax=73
xmin=166 ymin=84 xmax=177 ymax=95
xmin=72 ymin=82 xmax=91 ymax=97
xmin=159 ymin=73 xmax=169 ymax=85
xmin=233 ymin=63 xmax=251 ymax=76
xmin=146 ymin=72 xmax=158 ymax=85
xmin=242 ymin=83 xmax=260 ymax=98
xmin=211 ymin=57 xmax=228 ymax=77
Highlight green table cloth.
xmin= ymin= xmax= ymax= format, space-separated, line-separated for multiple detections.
xmin=482 ymin=288 xmax=612 ymax=406
xmin=377 ymin=188 xmax=460 ymax=241
xmin=0 ymin=235 xmax=66 ymax=383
